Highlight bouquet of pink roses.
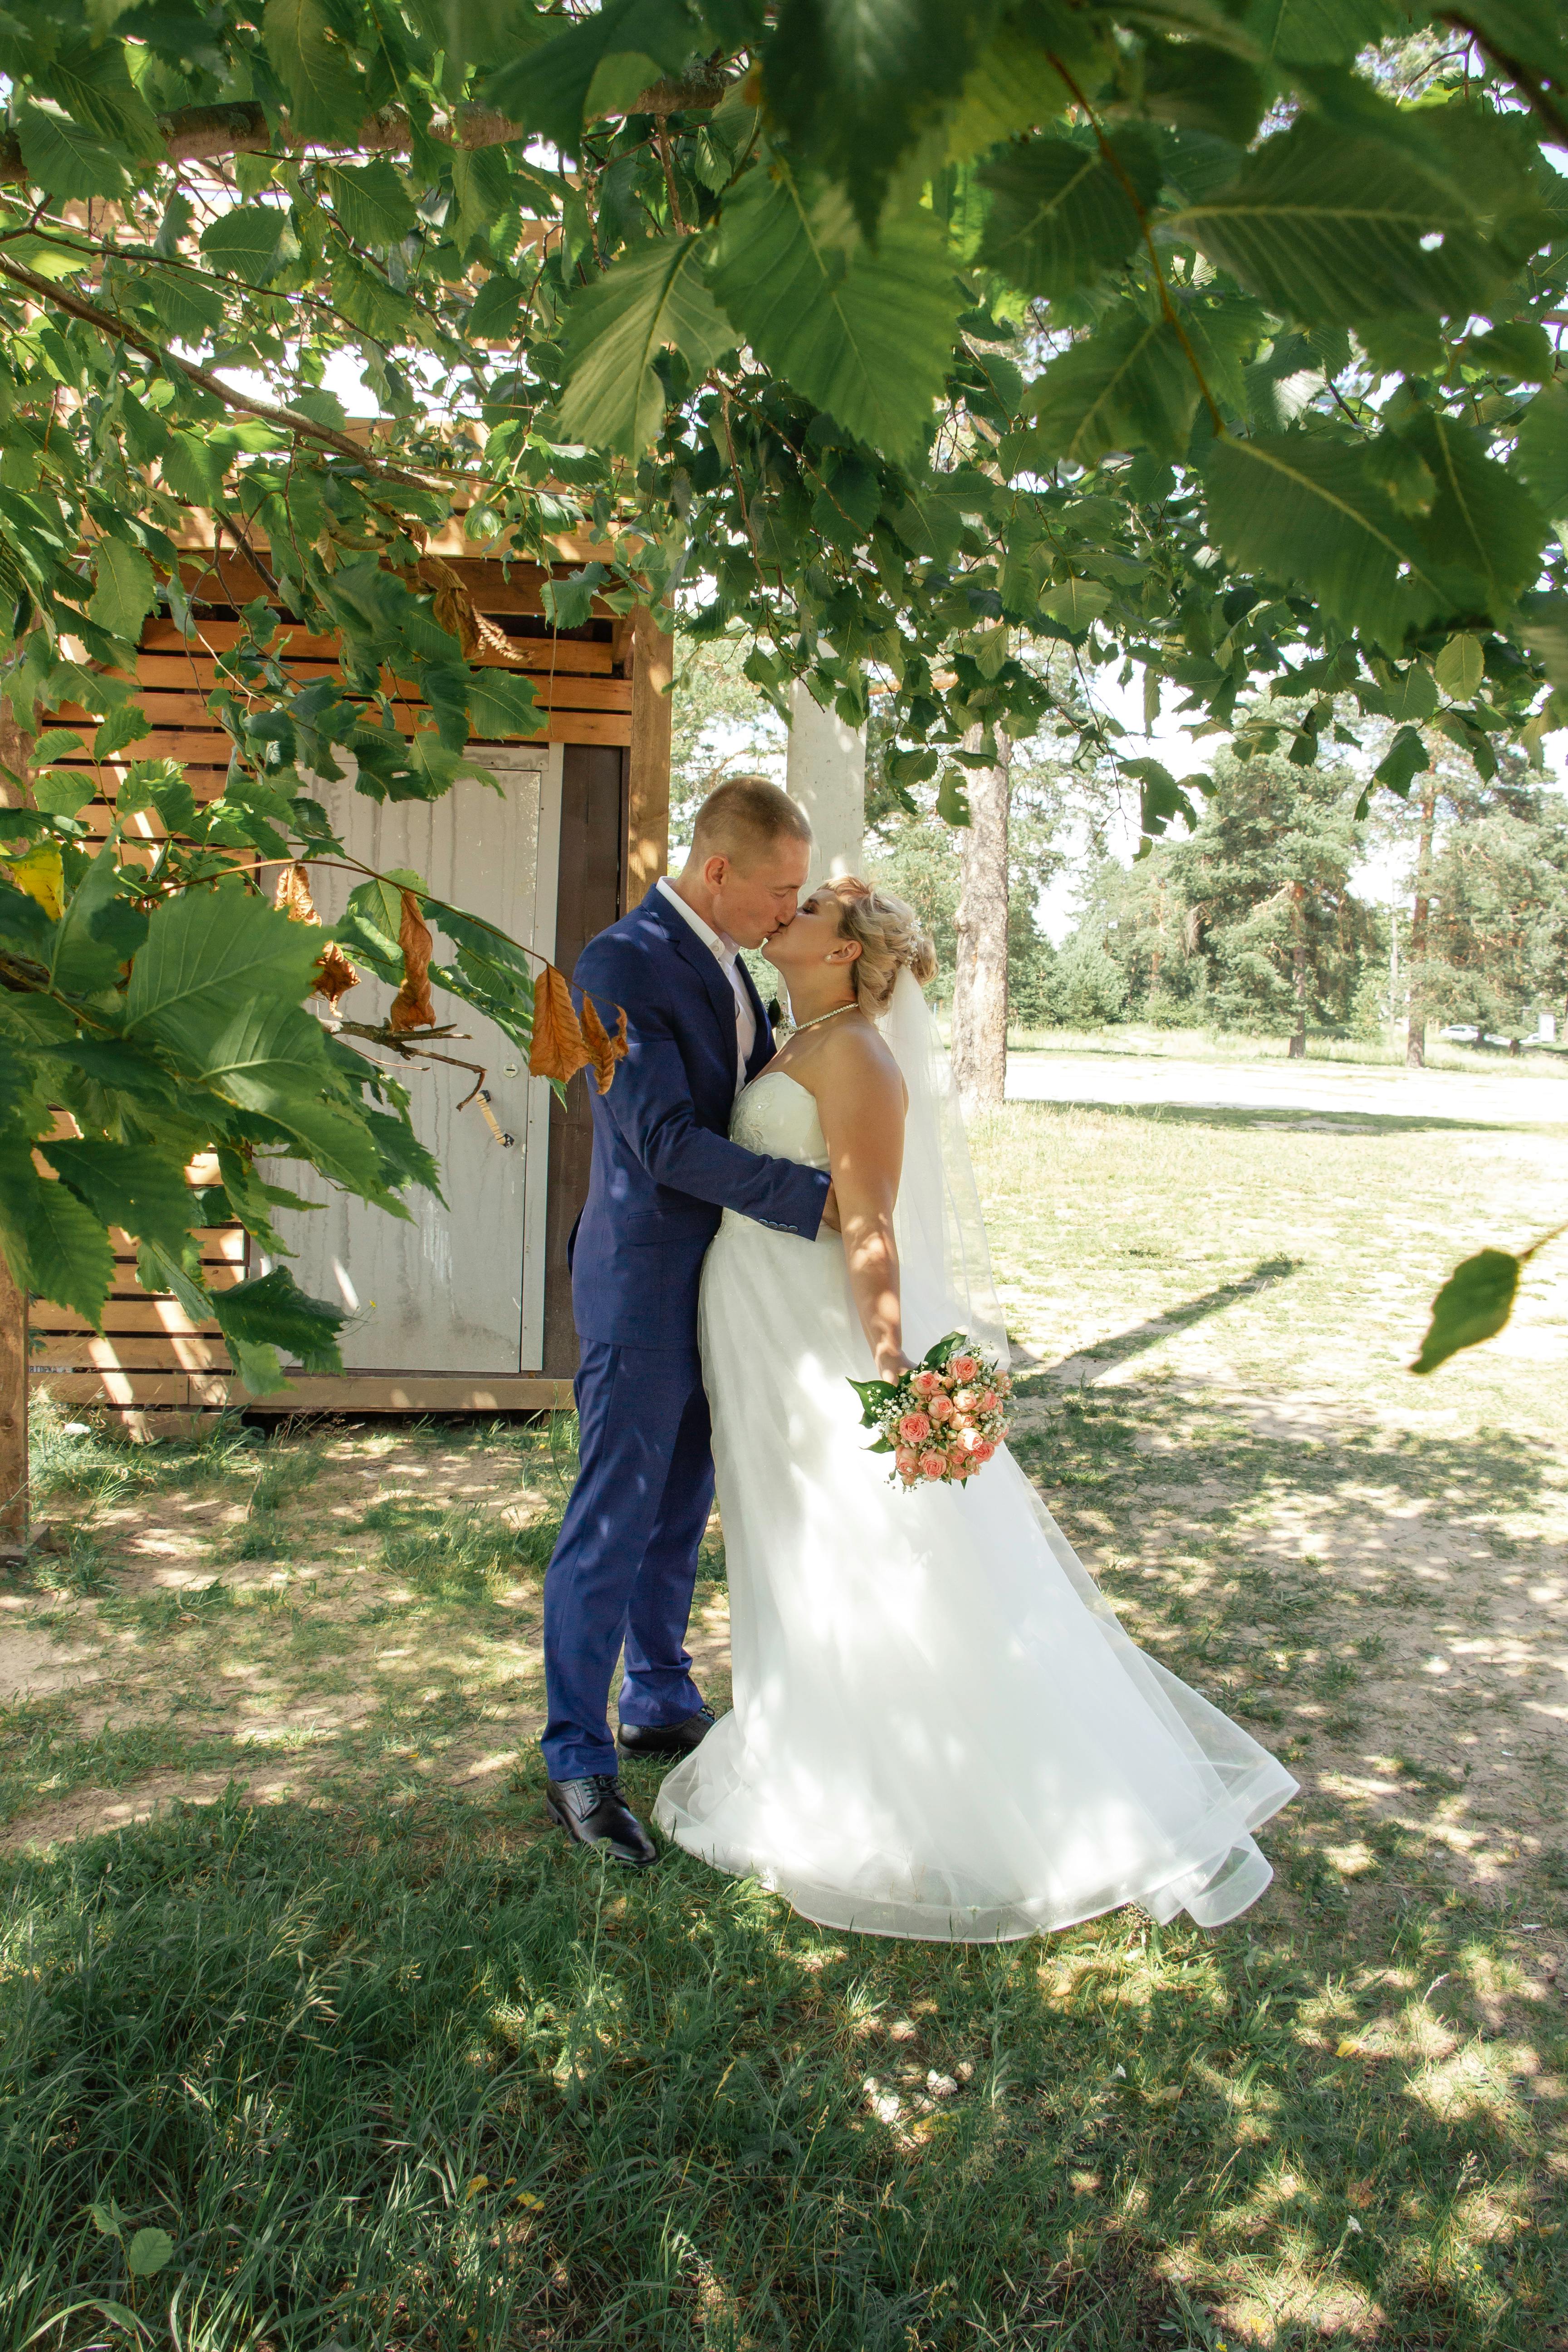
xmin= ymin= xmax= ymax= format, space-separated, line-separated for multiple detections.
xmin=850 ymin=1332 xmax=1012 ymax=1488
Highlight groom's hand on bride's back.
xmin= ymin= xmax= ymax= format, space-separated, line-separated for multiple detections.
xmin=819 ymin=1185 xmax=841 ymax=1234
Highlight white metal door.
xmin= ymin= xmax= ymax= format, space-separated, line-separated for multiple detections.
xmin=270 ymin=744 xmax=562 ymax=1373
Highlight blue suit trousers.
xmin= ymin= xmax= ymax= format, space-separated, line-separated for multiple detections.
xmin=540 ymin=1339 xmax=714 ymax=1781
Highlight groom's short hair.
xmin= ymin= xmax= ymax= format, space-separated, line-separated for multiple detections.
xmin=691 ymin=775 xmax=811 ymax=869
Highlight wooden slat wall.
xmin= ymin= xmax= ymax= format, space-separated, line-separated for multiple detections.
xmin=29 ymin=564 xmax=638 ymax=1426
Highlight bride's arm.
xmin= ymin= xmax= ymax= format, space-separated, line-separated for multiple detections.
xmin=813 ymin=1029 xmax=910 ymax=1381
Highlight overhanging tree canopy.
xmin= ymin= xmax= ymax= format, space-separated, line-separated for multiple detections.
xmin=1 ymin=0 xmax=1566 ymax=1375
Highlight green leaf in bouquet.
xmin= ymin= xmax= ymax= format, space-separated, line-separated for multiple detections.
xmin=921 ymin=1331 xmax=963 ymax=1368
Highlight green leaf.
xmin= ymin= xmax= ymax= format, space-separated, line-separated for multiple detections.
xmin=89 ymin=537 xmax=156 ymax=647
xmin=125 ymin=885 xmax=323 ymax=1051
xmin=41 ymin=1142 xmax=192 ymax=1256
xmin=1383 ymin=663 xmax=1436 ymax=723
xmin=1373 ymin=722 xmax=1430 ymax=797
xmin=1514 ymin=382 xmax=1568 ymax=521
xmin=162 ymin=430 xmax=228 ymax=505
xmin=1243 ymin=0 xmax=1398 ymax=66
xmin=468 ymin=273 xmax=525 ymax=343
xmin=35 ymin=34 xmax=161 ymax=153
xmin=483 ymin=0 xmax=704 ymax=152
xmin=1203 ymin=431 xmax=1429 ymax=649
xmin=1517 ymin=591 xmax=1568 ymax=686
xmin=559 ymin=235 xmax=731 ymax=457
xmin=1141 ymin=38 xmax=1264 ymax=146
xmin=1040 ymin=576 xmax=1111 ymax=630
xmin=15 ymin=102 xmax=127 ymax=199
xmin=1460 ymin=320 xmax=1553 ymax=381
xmin=1435 ymin=632 xmax=1485 ymax=701
xmin=1411 ymin=1245 xmax=1519 ymax=1375
xmin=262 ymin=0 xmax=363 ymax=141
xmin=710 ymin=162 xmax=961 ymax=462
xmin=1123 ymin=756 xmax=1200 ymax=839
xmin=766 ymin=0 xmax=995 ymax=232
xmin=1028 ymin=309 xmax=1197 ymax=467
xmin=125 ymin=2227 xmax=174 ymax=2280
xmin=976 ymin=129 xmax=1161 ymax=298
xmin=329 ymin=254 xmax=416 ymax=343
xmin=214 ymin=1264 xmax=345 ymax=1380
xmin=49 ymin=846 xmax=147 ymax=994
xmin=944 ymin=21 xmax=1080 ymax=162
xmin=199 ymin=206 xmax=290 ymax=286
xmin=1401 ymin=411 xmax=1547 ymax=617
xmin=32 ymin=770 xmax=97 ymax=818
xmin=465 ymin=669 xmax=544 ymax=739
xmin=322 ymin=159 xmax=417 ymax=247
xmin=0 ymin=1146 xmax=114 ymax=1323
xmin=1169 ymin=116 xmax=1512 ymax=323
xmin=936 ymin=766 xmax=971 ymax=825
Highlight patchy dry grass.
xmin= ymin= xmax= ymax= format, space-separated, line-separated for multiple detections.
xmin=1 ymin=1067 xmax=1565 ymax=2349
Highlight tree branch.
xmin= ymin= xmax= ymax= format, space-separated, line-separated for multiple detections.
xmin=0 ymin=76 xmax=736 ymax=186
xmin=1439 ymin=12 xmax=1568 ymax=149
xmin=0 ymin=252 xmax=448 ymax=491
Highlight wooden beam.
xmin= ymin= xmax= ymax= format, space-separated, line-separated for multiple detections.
xmin=626 ymin=606 xmax=673 ymax=909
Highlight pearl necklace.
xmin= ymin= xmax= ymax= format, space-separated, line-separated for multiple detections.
xmin=788 ymin=1000 xmax=858 ymax=1034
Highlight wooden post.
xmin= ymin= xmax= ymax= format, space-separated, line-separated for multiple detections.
xmin=626 ymin=605 xmax=672 ymax=908
xmin=0 ymin=1254 xmax=26 ymax=1555
xmin=0 ymin=689 xmax=29 ymax=1552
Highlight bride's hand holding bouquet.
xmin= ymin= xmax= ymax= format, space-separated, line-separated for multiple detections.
xmin=851 ymin=1333 xmax=1012 ymax=1488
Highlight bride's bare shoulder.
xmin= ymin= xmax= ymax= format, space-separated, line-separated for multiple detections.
xmin=810 ymin=1013 xmax=905 ymax=1107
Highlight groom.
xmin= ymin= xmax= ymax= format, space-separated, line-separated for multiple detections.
xmin=540 ymin=776 xmax=835 ymax=1867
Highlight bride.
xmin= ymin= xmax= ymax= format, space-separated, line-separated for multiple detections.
xmin=655 ymin=877 xmax=1297 ymax=1940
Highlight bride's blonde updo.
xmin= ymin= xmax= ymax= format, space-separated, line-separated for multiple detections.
xmin=819 ymin=877 xmax=937 ymax=1015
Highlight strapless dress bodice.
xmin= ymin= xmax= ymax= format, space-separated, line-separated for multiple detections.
xmin=730 ymin=1070 xmax=828 ymax=1171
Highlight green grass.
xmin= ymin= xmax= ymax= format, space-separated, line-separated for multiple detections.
xmin=4 ymin=1079 xmax=1566 ymax=2348
xmin=1 ymin=1781 xmax=1562 ymax=2352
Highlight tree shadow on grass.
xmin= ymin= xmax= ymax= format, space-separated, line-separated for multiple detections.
xmin=0 ymin=1784 xmax=1560 ymax=2352
xmin=1014 ymin=1255 xmax=1303 ymax=1381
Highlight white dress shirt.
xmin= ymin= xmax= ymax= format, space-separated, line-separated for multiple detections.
xmin=657 ymin=874 xmax=757 ymax=1096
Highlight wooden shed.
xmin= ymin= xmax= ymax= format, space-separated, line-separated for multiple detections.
xmin=28 ymin=542 xmax=672 ymax=1432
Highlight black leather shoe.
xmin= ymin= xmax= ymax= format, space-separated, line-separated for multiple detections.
xmin=544 ymin=1775 xmax=657 ymax=1868
xmin=617 ymin=1704 xmax=716 ymax=1760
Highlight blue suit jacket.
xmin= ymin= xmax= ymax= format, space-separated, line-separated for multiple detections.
xmin=569 ymin=886 xmax=831 ymax=1350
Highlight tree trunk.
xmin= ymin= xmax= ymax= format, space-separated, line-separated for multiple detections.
xmin=0 ymin=691 xmax=29 ymax=1554
xmin=1406 ymin=774 xmax=1436 ymax=1069
xmin=951 ymin=726 xmax=1010 ymax=1116
xmin=1288 ymin=878 xmax=1307 ymax=1058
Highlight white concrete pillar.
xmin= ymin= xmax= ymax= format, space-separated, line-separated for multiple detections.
xmin=786 ymin=681 xmax=866 ymax=882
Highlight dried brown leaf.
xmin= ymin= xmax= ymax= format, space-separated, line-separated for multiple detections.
xmin=274 ymin=862 xmax=319 ymax=925
xmin=528 ymin=963 xmax=593 ymax=1085
xmin=579 ymin=991 xmax=629 ymax=1094
xmin=417 ymin=554 xmax=514 ymax=661
xmin=387 ymin=889 xmax=437 ymax=1032
xmin=313 ymin=940 xmax=360 ymax=1008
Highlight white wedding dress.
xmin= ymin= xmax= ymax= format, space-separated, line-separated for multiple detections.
xmin=655 ymin=1048 xmax=1297 ymax=1943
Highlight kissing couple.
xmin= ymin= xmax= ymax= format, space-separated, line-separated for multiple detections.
xmin=538 ymin=777 xmax=1296 ymax=1941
